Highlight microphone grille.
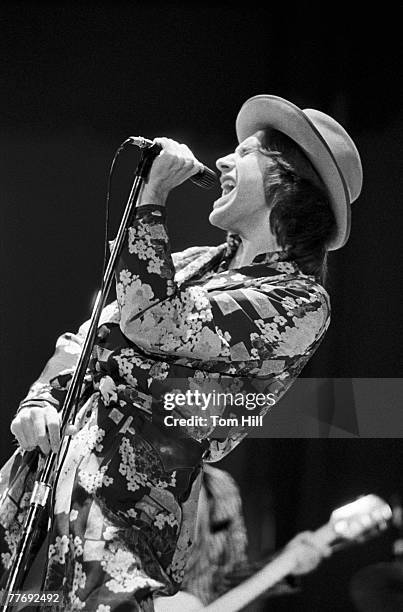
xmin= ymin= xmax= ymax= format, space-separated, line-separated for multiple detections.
xmin=191 ymin=167 xmax=217 ymax=189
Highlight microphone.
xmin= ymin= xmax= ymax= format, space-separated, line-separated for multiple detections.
xmin=126 ymin=136 xmax=217 ymax=190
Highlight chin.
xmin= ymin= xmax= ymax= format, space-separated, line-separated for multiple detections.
xmin=208 ymin=208 xmax=233 ymax=231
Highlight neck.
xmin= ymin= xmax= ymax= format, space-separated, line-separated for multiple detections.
xmin=229 ymin=231 xmax=279 ymax=268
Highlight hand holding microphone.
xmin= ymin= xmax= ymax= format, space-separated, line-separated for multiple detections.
xmin=127 ymin=136 xmax=217 ymax=207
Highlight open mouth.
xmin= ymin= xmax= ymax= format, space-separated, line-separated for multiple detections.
xmin=221 ymin=182 xmax=236 ymax=196
xmin=212 ymin=178 xmax=237 ymax=209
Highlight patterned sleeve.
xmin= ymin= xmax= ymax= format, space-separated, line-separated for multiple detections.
xmin=116 ymin=206 xmax=330 ymax=363
xmin=17 ymin=327 xmax=87 ymax=413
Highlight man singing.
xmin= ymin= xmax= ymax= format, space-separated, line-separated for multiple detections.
xmin=0 ymin=95 xmax=362 ymax=610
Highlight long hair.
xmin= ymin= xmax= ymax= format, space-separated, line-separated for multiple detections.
xmin=260 ymin=128 xmax=336 ymax=283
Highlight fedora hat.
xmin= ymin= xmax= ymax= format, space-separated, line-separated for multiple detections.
xmin=236 ymin=95 xmax=363 ymax=250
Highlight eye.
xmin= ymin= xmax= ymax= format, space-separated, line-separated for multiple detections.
xmin=239 ymin=144 xmax=259 ymax=157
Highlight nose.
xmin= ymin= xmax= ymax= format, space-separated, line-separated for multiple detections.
xmin=216 ymin=152 xmax=235 ymax=173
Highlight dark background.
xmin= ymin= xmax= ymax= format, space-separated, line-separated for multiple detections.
xmin=1 ymin=3 xmax=402 ymax=610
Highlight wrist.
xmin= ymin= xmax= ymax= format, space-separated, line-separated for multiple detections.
xmin=138 ymin=184 xmax=168 ymax=207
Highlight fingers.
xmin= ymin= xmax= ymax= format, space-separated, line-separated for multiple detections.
xmin=10 ymin=405 xmax=63 ymax=455
xmin=286 ymin=531 xmax=332 ymax=576
xmin=31 ymin=410 xmax=50 ymax=455
xmin=153 ymin=138 xmax=202 ymax=178
xmin=178 ymin=143 xmax=203 ymax=175
xmin=299 ymin=532 xmax=332 ymax=558
xmin=46 ymin=411 xmax=61 ymax=453
xmin=139 ymin=136 xmax=203 ymax=205
xmin=293 ymin=547 xmax=322 ymax=575
xmin=287 ymin=531 xmax=331 ymax=557
xmin=11 ymin=409 xmax=36 ymax=451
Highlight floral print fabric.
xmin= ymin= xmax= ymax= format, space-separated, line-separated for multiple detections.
xmin=0 ymin=205 xmax=330 ymax=610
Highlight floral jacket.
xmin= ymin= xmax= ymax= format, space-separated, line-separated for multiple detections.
xmin=0 ymin=205 xmax=330 ymax=611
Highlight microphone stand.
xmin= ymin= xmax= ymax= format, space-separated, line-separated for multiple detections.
xmin=1 ymin=146 xmax=159 ymax=610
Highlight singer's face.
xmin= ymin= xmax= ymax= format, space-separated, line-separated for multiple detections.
xmin=209 ymin=131 xmax=271 ymax=234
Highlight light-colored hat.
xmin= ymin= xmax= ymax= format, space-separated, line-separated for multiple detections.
xmin=236 ymin=94 xmax=363 ymax=250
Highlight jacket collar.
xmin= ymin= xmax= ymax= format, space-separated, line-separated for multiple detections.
xmin=219 ymin=232 xmax=298 ymax=273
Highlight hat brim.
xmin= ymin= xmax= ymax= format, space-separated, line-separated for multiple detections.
xmin=235 ymin=95 xmax=351 ymax=250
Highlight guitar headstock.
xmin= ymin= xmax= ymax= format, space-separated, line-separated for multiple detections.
xmin=329 ymin=494 xmax=392 ymax=543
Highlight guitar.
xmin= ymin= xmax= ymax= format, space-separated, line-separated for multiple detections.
xmin=155 ymin=494 xmax=392 ymax=612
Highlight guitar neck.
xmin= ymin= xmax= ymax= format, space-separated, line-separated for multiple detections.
xmin=204 ymin=494 xmax=391 ymax=612
xmin=204 ymin=521 xmax=336 ymax=612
